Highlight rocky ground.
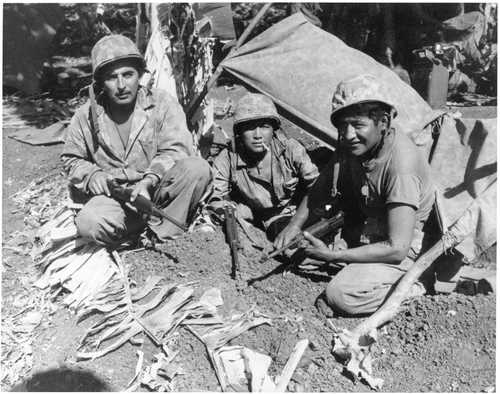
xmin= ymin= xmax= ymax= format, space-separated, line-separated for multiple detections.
xmin=1 ymin=101 xmax=496 ymax=392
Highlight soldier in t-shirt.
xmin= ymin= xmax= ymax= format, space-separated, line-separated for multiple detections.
xmin=275 ymin=74 xmax=437 ymax=316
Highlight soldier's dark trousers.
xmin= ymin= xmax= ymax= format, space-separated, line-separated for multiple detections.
xmin=75 ymin=157 xmax=212 ymax=245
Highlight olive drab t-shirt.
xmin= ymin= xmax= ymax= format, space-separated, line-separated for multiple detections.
xmin=310 ymin=128 xmax=436 ymax=259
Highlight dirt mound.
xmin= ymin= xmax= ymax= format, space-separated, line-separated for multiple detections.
xmin=2 ymin=133 xmax=496 ymax=392
xmin=122 ymin=226 xmax=495 ymax=392
xmin=376 ymin=294 xmax=495 ymax=392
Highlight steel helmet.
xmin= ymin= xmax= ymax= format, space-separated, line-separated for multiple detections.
xmin=233 ymin=93 xmax=280 ymax=131
xmin=330 ymin=74 xmax=397 ymax=124
xmin=91 ymin=34 xmax=146 ymax=79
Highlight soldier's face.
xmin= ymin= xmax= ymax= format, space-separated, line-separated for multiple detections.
xmin=102 ymin=59 xmax=141 ymax=107
xmin=334 ymin=106 xmax=386 ymax=157
xmin=238 ymin=119 xmax=274 ymax=155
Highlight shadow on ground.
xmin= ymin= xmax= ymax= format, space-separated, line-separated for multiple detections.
xmin=10 ymin=367 xmax=110 ymax=392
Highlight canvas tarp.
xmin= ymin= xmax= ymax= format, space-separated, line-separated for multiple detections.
xmin=219 ymin=12 xmax=495 ymax=263
xmin=193 ymin=3 xmax=236 ymax=40
xmin=7 ymin=121 xmax=68 ymax=146
xmin=430 ymin=116 xmax=497 ymax=262
xmin=220 ymin=12 xmax=443 ymax=147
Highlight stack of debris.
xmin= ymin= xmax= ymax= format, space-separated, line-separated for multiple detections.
xmin=32 ymin=204 xmax=311 ymax=391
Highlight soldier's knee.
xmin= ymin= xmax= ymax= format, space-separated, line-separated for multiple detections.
xmin=325 ymin=277 xmax=367 ymax=316
xmin=178 ymin=157 xmax=212 ymax=185
xmin=327 ymin=274 xmax=391 ymax=316
xmin=75 ymin=207 xmax=104 ymax=242
xmin=75 ymin=197 xmax=120 ymax=245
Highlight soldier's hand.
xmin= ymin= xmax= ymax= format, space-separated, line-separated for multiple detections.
xmin=88 ymin=171 xmax=113 ymax=196
xmin=274 ymin=223 xmax=302 ymax=250
xmin=301 ymin=231 xmax=334 ymax=262
xmin=130 ymin=176 xmax=156 ymax=202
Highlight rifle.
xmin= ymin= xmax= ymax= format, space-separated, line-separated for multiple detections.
xmin=259 ymin=211 xmax=345 ymax=263
xmin=223 ymin=204 xmax=241 ymax=280
xmin=248 ymin=211 xmax=344 ymax=285
xmin=107 ymin=180 xmax=188 ymax=232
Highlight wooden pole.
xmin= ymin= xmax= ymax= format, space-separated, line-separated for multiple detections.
xmin=234 ymin=3 xmax=273 ymax=50
xmin=351 ymin=181 xmax=495 ymax=337
xmin=352 ymin=238 xmax=449 ymax=337
xmin=274 ymin=339 xmax=309 ymax=392
xmin=186 ymin=3 xmax=273 ymax=122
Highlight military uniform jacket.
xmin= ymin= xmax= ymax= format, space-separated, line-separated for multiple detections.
xmin=61 ymin=86 xmax=194 ymax=194
xmin=211 ymin=131 xmax=319 ymax=217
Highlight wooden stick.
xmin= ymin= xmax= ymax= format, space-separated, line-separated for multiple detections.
xmin=352 ymin=239 xmax=449 ymax=337
xmin=186 ymin=3 xmax=272 ymax=122
xmin=274 ymin=339 xmax=309 ymax=392
xmin=350 ymin=181 xmax=494 ymax=337
xmin=234 ymin=3 xmax=273 ymax=50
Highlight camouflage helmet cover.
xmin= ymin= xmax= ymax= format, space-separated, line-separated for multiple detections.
xmin=233 ymin=93 xmax=281 ymax=131
xmin=330 ymin=74 xmax=397 ymax=124
xmin=91 ymin=34 xmax=146 ymax=79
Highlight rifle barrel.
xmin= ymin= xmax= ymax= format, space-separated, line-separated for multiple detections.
xmin=109 ymin=182 xmax=188 ymax=232
xmin=260 ymin=211 xmax=345 ymax=263
xmin=147 ymin=202 xmax=189 ymax=232
xmin=265 ymin=235 xmax=303 ymax=260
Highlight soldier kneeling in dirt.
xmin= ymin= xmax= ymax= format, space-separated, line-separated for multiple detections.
xmin=208 ymin=93 xmax=319 ymax=240
xmin=61 ymin=34 xmax=211 ymax=246
xmin=275 ymin=74 xmax=437 ymax=316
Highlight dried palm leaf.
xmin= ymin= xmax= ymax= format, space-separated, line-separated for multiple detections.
xmin=76 ymin=253 xmax=198 ymax=359
xmin=33 ymin=206 xmax=81 ymax=257
xmin=125 ymin=350 xmax=145 ymax=392
xmin=188 ymin=308 xmax=272 ymax=351
xmin=212 ymin=346 xmax=275 ymax=392
xmin=33 ymin=207 xmax=229 ymax=363
xmin=140 ymin=352 xmax=181 ymax=392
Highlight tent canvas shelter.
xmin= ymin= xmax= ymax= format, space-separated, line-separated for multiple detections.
xmin=429 ymin=116 xmax=496 ymax=262
xmin=193 ymin=3 xmax=236 ymax=40
xmin=220 ymin=12 xmax=444 ymax=147
xmin=217 ymin=12 xmax=496 ymax=263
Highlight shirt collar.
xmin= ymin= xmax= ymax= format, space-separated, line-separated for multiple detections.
xmin=271 ymin=129 xmax=288 ymax=156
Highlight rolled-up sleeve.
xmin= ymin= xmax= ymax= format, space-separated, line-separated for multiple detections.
xmin=385 ymin=174 xmax=420 ymax=210
xmin=61 ymin=109 xmax=102 ymax=193
xmin=145 ymin=93 xmax=194 ymax=179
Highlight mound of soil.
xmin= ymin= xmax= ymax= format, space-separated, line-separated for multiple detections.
xmin=25 ymin=225 xmax=494 ymax=391
xmin=2 ymin=115 xmax=496 ymax=392
xmin=377 ymin=294 xmax=495 ymax=392
xmin=122 ymin=229 xmax=496 ymax=392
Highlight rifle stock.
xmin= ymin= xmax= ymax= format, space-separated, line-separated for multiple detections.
xmin=223 ymin=204 xmax=241 ymax=280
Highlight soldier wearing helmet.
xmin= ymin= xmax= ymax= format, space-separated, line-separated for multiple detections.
xmin=61 ymin=34 xmax=211 ymax=245
xmin=208 ymin=93 xmax=319 ymax=239
xmin=275 ymin=74 xmax=436 ymax=316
